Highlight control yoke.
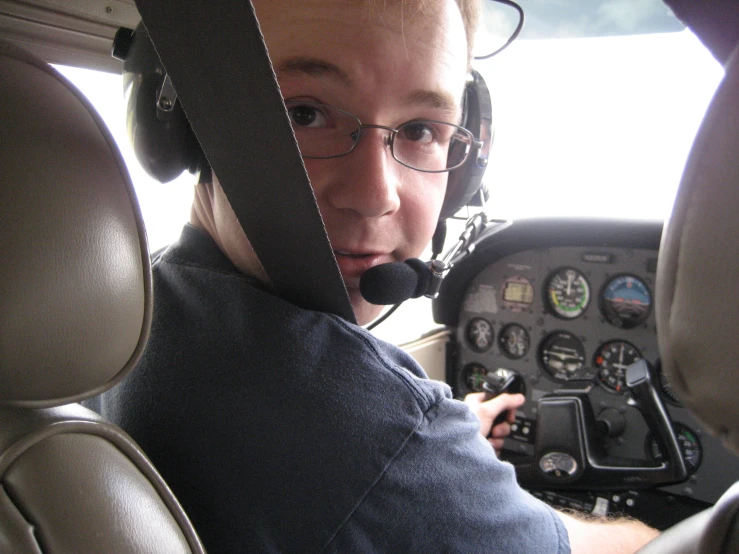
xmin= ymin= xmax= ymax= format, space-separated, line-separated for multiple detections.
xmin=515 ymin=360 xmax=688 ymax=490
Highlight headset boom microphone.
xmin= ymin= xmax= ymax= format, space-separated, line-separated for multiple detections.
xmin=359 ymin=212 xmax=491 ymax=306
xmin=359 ymin=259 xmax=432 ymax=305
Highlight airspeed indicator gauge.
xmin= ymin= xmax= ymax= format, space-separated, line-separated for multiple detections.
xmin=546 ymin=268 xmax=591 ymax=319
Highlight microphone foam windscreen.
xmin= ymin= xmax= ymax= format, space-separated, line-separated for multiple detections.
xmin=360 ymin=259 xmax=430 ymax=305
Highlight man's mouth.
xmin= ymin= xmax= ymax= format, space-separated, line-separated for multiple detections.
xmin=332 ymin=250 xmax=391 ymax=283
xmin=334 ymin=250 xmax=372 ymax=259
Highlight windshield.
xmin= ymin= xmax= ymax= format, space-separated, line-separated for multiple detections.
xmin=475 ymin=29 xmax=723 ymax=221
xmin=57 ymin=26 xmax=723 ymax=344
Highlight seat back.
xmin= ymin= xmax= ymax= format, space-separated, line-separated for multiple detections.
xmin=640 ymin=42 xmax=739 ymax=554
xmin=0 ymin=40 xmax=204 ymax=553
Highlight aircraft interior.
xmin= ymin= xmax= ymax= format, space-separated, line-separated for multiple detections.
xmin=1 ymin=0 xmax=739 ymax=552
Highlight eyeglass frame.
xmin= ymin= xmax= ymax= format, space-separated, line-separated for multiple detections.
xmin=284 ymin=101 xmax=483 ymax=174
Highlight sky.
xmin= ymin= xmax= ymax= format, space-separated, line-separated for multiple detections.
xmin=56 ymin=28 xmax=724 ymax=343
xmin=475 ymin=29 xmax=723 ymax=222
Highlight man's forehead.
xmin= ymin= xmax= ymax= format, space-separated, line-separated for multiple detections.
xmin=276 ymin=57 xmax=354 ymax=88
xmin=254 ymin=0 xmax=467 ymax=53
xmin=275 ymin=56 xmax=464 ymax=114
xmin=260 ymin=0 xmax=468 ymax=112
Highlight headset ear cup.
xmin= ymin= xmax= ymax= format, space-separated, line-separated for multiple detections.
xmin=439 ymin=70 xmax=492 ymax=219
xmin=123 ymin=23 xmax=204 ymax=183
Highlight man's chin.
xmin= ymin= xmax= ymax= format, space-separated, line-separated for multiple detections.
xmin=348 ymin=290 xmax=386 ymax=327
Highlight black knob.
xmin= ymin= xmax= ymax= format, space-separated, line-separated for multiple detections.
xmin=596 ymin=407 xmax=626 ymax=437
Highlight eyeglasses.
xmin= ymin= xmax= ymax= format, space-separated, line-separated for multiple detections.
xmin=284 ymin=101 xmax=481 ymax=173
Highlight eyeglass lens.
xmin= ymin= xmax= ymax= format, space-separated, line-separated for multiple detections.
xmin=286 ymin=102 xmax=473 ymax=172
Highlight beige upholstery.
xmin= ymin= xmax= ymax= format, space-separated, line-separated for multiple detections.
xmin=639 ymin=44 xmax=739 ymax=553
xmin=656 ymin=44 xmax=739 ymax=456
xmin=0 ymin=40 xmax=205 ymax=553
xmin=0 ymin=42 xmax=149 ymax=407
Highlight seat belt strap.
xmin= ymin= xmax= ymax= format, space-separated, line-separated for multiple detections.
xmin=133 ymin=0 xmax=357 ymax=324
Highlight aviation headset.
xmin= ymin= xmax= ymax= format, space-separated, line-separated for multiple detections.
xmin=116 ymin=24 xmax=493 ymax=221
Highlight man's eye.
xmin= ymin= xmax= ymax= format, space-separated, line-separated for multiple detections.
xmin=399 ymin=122 xmax=435 ymax=144
xmin=288 ymin=105 xmax=327 ymax=128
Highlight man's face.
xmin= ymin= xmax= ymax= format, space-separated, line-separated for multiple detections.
xmin=251 ymin=0 xmax=468 ymax=324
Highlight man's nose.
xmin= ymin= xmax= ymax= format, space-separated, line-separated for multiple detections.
xmin=325 ymin=128 xmax=401 ymax=218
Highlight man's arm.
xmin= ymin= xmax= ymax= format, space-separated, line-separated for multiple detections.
xmin=558 ymin=509 xmax=660 ymax=554
xmin=466 ymin=391 xmax=659 ymax=552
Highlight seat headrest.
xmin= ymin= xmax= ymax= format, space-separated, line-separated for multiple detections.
xmin=0 ymin=40 xmax=152 ymax=408
xmin=656 ymin=44 xmax=739 ymax=454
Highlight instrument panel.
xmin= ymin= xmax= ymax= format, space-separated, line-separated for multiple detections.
xmin=456 ymin=247 xmax=659 ymax=397
xmin=434 ymin=219 xmax=739 ymax=528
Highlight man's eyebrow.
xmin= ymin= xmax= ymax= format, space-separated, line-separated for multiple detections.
xmin=275 ymin=56 xmax=354 ymax=87
xmin=404 ymin=89 xmax=461 ymax=117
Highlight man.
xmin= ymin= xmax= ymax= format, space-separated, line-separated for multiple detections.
xmin=92 ymin=0 xmax=659 ymax=551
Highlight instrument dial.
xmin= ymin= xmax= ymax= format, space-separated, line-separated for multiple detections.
xmin=539 ymin=331 xmax=587 ymax=381
xmin=546 ymin=268 xmax=591 ymax=319
xmin=499 ymin=323 xmax=530 ymax=359
xmin=460 ymin=363 xmax=489 ymax=394
xmin=646 ymin=422 xmax=703 ymax=476
xmin=502 ymin=276 xmax=535 ymax=312
xmin=466 ymin=318 xmax=494 ymax=352
xmin=594 ymin=340 xmax=642 ymax=394
xmin=601 ymin=274 xmax=652 ymax=328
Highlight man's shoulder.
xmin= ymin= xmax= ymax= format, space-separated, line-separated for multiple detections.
xmin=155 ymin=255 xmax=445 ymax=410
xmin=149 ymin=228 xmax=447 ymax=412
xmin=130 ymin=249 xmax=468 ymax=550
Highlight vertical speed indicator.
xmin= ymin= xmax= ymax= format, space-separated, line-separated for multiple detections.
xmin=594 ymin=340 xmax=642 ymax=393
xmin=546 ymin=268 xmax=591 ymax=319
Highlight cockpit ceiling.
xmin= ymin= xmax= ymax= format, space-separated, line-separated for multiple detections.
xmin=0 ymin=0 xmax=140 ymax=72
xmin=3 ymin=0 xmax=735 ymax=73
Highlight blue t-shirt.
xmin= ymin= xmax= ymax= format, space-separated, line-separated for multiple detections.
xmin=88 ymin=224 xmax=570 ymax=553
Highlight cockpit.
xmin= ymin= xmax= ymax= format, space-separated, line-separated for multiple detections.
xmin=2 ymin=0 xmax=739 ymax=552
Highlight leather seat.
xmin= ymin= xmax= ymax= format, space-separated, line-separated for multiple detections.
xmin=0 ymin=40 xmax=205 ymax=553
xmin=638 ymin=42 xmax=739 ymax=554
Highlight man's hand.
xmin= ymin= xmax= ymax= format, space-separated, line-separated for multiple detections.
xmin=463 ymin=392 xmax=526 ymax=454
